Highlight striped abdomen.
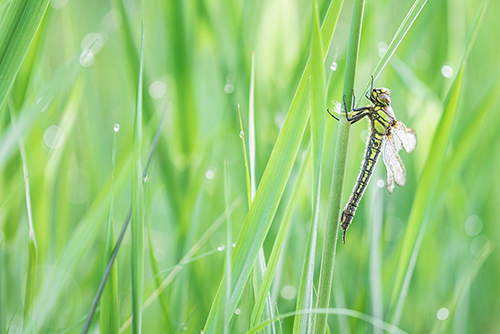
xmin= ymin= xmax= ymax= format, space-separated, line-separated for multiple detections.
xmin=340 ymin=132 xmax=383 ymax=240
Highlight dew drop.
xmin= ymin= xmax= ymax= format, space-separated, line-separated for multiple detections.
xmin=437 ymin=307 xmax=449 ymax=320
xmin=235 ymin=308 xmax=241 ymax=315
xmin=441 ymin=65 xmax=453 ymax=78
xmin=217 ymin=245 xmax=226 ymax=251
xmin=224 ymin=84 xmax=234 ymax=94
xmin=239 ymin=131 xmax=244 ymax=138
xmin=377 ymin=42 xmax=388 ymax=57
xmin=80 ymin=50 xmax=94 ymax=67
xmin=232 ymin=242 xmax=236 ymax=248
xmin=114 ymin=123 xmax=120 ymax=132
xmin=43 ymin=125 xmax=65 ymax=149
xmin=280 ymin=285 xmax=297 ymax=300
xmin=206 ymin=168 xmax=215 ymax=180
xmin=149 ymin=81 xmax=167 ymax=99
xmin=330 ymin=61 xmax=338 ymax=71
xmin=465 ymin=215 xmax=483 ymax=237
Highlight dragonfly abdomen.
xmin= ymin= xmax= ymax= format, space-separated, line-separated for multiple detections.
xmin=340 ymin=132 xmax=383 ymax=242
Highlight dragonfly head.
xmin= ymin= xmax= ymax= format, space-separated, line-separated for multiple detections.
xmin=371 ymin=87 xmax=391 ymax=106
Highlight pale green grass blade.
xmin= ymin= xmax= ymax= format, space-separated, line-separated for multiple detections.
xmin=145 ymin=185 xmax=173 ymax=332
xmin=223 ymin=161 xmax=233 ymax=334
xmin=238 ymin=106 xmax=251 ymax=208
xmin=315 ymin=0 xmax=364 ymax=332
xmin=242 ymin=52 xmax=275 ymax=333
xmin=119 ymin=198 xmax=243 ymax=332
xmin=0 ymin=0 xmax=50 ymax=109
xmin=430 ymin=242 xmax=493 ymax=334
xmin=8 ymin=107 xmax=37 ymax=331
xmin=368 ymin=184 xmax=384 ymax=334
xmin=360 ymin=0 xmax=428 ymax=97
xmin=293 ymin=2 xmax=325 ymax=332
xmin=0 ymin=59 xmax=79 ymax=173
xmin=388 ymin=0 xmax=489 ymax=325
xmin=437 ymin=71 xmax=500 ymax=190
xmin=246 ymin=52 xmax=275 ymax=334
xmin=81 ymin=117 xmax=165 ymax=334
xmin=99 ymin=127 xmax=119 ymax=334
xmin=131 ymin=3 xmax=145 ymax=331
xmin=252 ymin=146 xmax=311 ymax=328
xmin=203 ymin=1 xmax=340 ymax=331
xmin=248 ymin=309 xmax=408 ymax=334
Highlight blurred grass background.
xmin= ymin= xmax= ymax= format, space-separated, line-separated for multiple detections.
xmin=0 ymin=0 xmax=499 ymax=333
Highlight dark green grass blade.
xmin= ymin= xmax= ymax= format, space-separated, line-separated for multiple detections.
xmin=315 ymin=0 xmax=364 ymax=332
xmin=293 ymin=2 xmax=326 ymax=332
xmin=202 ymin=1 xmax=341 ymax=331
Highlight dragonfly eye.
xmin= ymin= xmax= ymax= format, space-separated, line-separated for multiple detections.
xmin=375 ymin=88 xmax=391 ymax=106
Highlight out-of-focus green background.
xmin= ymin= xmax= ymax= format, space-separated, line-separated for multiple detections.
xmin=1 ymin=0 xmax=499 ymax=333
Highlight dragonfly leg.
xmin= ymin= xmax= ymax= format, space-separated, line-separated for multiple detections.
xmin=365 ymin=75 xmax=374 ymax=100
xmin=327 ymin=108 xmax=339 ymax=121
xmin=343 ymin=95 xmax=369 ymax=124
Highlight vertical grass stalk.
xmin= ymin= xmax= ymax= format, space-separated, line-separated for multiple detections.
xmin=131 ymin=1 xmax=145 ymax=332
xmin=9 ymin=108 xmax=37 ymax=332
xmin=293 ymin=2 xmax=325 ymax=332
xmin=315 ymin=0 xmax=365 ymax=332
xmin=100 ymin=126 xmax=120 ymax=334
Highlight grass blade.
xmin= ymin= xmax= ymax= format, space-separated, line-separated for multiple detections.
xmin=119 ymin=198 xmax=244 ymax=332
xmin=248 ymin=309 xmax=408 ymax=334
xmin=360 ymin=0 xmax=428 ymax=98
xmin=430 ymin=242 xmax=493 ymax=334
xmin=0 ymin=0 xmax=50 ymax=109
xmin=99 ymin=126 xmax=120 ymax=334
xmin=388 ymin=0 xmax=489 ymax=325
xmin=202 ymin=1 xmax=341 ymax=331
xmin=293 ymin=2 xmax=325 ymax=332
xmin=315 ymin=0 xmax=365 ymax=332
xmin=131 ymin=2 xmax=145 ymax=331
xmin=251 ymin=147 xmax=311 ymax=328
xmin=8 ymin=107 xmax=37 ymax=332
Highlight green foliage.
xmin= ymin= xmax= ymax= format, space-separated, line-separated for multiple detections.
xmin=0 ymin=0 xmax=499 ymax=333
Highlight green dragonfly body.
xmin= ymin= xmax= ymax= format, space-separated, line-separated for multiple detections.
xmin=332 ymin=86 xmax=417 ymax=243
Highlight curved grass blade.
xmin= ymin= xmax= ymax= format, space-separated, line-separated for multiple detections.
xmin=202 ymin=1 xmax=341 ymax=331
xmin=429 ymin=242 xmax=493 ymax=334
xmin=119 ymin=198 xmax=243 ymax=332
xmin=245 ymin=52 xmax=275 ymax=334
xmin=293 ymin=2 xmax=325 ymax=332
xmin=130 ymin=1 xmax=145 ymax=331
xmin=359 ymin=0 xmax=428 ymax=101
xmin=248 ymin=309 xmax=408 ymax=334
xmin=388 ymin=0 xmax=489 ymax=325
xmin=251 ymin=146 xmax=311 ymax=328
xmin=8 ymin=107 xmax=37 ymax=332
xmin=0 ymin=0 xmax=50 ymax=109
xmin=315 ymin=0 xmax=364 ymax=332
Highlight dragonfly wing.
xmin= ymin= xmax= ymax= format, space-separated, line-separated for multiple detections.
xmin=393 ymin=121 xmax=416 ymax=153
xmin=382 ymin=134 xmax=406 ymax=193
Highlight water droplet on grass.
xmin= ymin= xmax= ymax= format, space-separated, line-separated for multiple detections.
xmin=437 ymin=307 xmax=449 ymax=320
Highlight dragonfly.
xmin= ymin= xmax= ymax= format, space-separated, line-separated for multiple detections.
xmin=329 ymin=80 xmax=417 ymax=244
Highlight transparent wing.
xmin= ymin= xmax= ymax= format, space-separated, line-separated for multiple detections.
xmin=382 ymin=134 xmax=406 ymax=193
xmin=392 ymin=121 xmax=417 ymax=153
